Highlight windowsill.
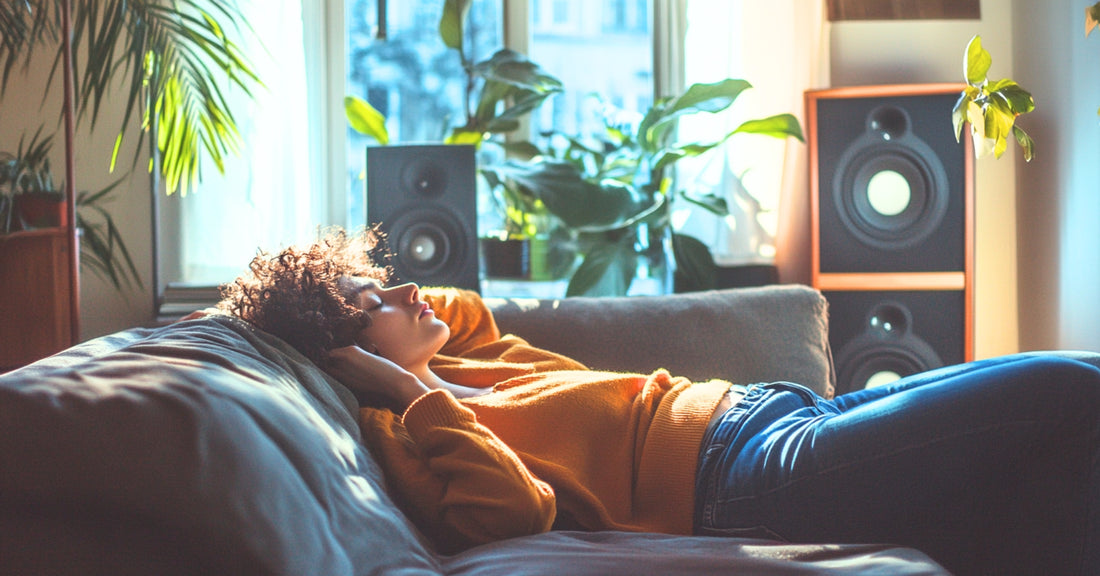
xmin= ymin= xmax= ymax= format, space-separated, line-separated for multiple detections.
xmin=156 ymin=282 xmax=223 ymax=324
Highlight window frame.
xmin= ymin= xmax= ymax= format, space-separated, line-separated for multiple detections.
xmin=156 ymin=0 xmax=685 ymax=318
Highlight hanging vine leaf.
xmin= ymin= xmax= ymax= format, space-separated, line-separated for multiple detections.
xmin=1088 ymin=2 xmax=1100 ymax=115
xmin=952 ymin=35 xmax=1036 ymax=161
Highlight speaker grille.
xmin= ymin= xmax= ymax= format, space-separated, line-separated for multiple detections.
xmin=825 ymin=289 xmax=966 ymax=394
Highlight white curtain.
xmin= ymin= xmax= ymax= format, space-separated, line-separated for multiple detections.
xmin=176 ymin=0 xmax=321 ymax=284
xmin=673 ymin=0 xmax=829 ymax=284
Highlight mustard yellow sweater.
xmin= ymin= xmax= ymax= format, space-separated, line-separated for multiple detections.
xmin=357 ymin=288 xmax=730 ymax=554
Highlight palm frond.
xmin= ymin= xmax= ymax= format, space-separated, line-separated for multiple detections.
xmin=3 ymin=0 xmax=262 ymax=196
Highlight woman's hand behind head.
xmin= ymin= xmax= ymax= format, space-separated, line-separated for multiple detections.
xmin=325 ymin=345 xmax=431 ymax=412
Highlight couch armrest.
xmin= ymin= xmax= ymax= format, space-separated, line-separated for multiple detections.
xmin=486 ymin=285 xmax=835 ymax=398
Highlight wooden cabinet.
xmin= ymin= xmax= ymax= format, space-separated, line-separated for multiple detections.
xmin=0 ymin=228 xmax=74 ymax=371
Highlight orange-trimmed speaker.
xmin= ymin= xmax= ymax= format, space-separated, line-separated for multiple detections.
xmin=806 ymin=84 xmax=974 ymax=393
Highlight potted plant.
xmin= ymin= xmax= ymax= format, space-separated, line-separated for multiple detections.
xmin=1 ymin=129 xmax=64 ymax=233
xmin=1 ymin=129 xmax=141 ymax=289
xmin=344 ymin=0 xmax=563 ymax=280
xmin=485 ymin=79 xmax=804 ymax=296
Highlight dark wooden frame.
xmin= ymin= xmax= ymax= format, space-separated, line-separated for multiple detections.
xmin=826 ymin=0 xmax=980 ymax=21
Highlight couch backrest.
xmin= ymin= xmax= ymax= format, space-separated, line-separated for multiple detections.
xmin=487 ymin=285 xmax=836 ymax=399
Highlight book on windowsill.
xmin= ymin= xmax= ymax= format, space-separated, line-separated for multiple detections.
xmin=156 ymin=282 xmax=224 ymax=324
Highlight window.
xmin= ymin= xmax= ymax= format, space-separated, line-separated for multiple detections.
xmin=344 ymin=0 xmax=654 ymax=235
xmin=158 ymin=0 xmax=822 ymax=311
xmin=156 ymin=0 xmax=321 ymax=297
xmin=527 ymin=1 xmax=653 ymax=147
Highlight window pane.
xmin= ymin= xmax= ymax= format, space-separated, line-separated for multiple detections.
xmin=345 ymin=0 xmax=504 ymax=230
xmin=527 ymin=0 xmax=652 ymax=147
xmin=168 ymin=0 xmax=316 ymax=286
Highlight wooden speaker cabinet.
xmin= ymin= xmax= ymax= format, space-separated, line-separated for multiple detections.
xmin=806 ymin=84 xmax=975 ymax=393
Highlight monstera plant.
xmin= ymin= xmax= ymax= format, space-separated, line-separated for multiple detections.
xmin=483 ymin=79 xmax=804 ymax=296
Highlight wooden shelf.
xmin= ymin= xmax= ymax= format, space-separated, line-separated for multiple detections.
xmin=0 ymin=228 xmax=74 ymax=371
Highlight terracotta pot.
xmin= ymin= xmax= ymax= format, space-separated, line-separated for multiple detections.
xmin=13 ymin=193 xmax=67 ymax=229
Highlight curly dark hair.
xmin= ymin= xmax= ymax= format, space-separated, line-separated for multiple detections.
xmin=218 ymin=227 xmax=391 ymax=367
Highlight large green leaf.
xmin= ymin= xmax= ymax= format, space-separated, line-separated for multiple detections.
xmin=733 ymin=113 xmax=805 ymax=141
xmin=965 ymin=35 xmax=991 ymax=85
xmin=472 ymin=49 xmax=563 ymax=93
xmin=988 ymin=80 xmax=1036 ymax=115
xmin=639 ymin=78 xmax=752 ymax=145
xmin=1013 ymin=125 xmax=1035 ymax=162
xmin=439 ymin=0 xmax=472 ymax=52
xmin=671 ymin=232 xmax=716 ymax=292
xmin=566 ymin=235 xmax=637 ymax=297
xmin=680 ymin=189 xmax=729 ymax=217
xmin=344 ymin=95 xmax=389 ymax=145
xmin=484 ymin=159 xmax=659 ymax=232
xmin=951 ymin=87 xmax=979 ymax=141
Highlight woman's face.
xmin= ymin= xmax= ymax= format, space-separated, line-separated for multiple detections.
xmin=340 ymin=278 xmax=450 ymax=370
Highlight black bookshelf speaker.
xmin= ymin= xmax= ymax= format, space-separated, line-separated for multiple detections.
xmin=366 ymin=144 xmax=479 ymax=291
xmin=825 ymin=289 xmax=967 ymax=395
xmin=808 ymin=84 xmax=972 ymax=275
xmin=807 ymin=84 xmax=975 ymax=392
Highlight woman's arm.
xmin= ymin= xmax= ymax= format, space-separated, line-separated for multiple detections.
xmin=360 ymin=391 xmax=556 ymax=553
xmin=325 ymin=345 xmax=429 ymax=410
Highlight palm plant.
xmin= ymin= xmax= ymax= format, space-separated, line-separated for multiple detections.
xmin=1 ymin=0 xmax=261 ymax=195
xmin=0 ymin=0 xmax=261 ymax=291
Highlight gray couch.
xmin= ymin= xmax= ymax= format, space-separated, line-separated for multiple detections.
xmin=0 ymin=285 xmax=949 ymax=575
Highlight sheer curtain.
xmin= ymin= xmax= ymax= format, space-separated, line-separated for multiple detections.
xmin=165 ymin=0 xmax=323 ymax=287
xmin=673 ymin=0 xmax=829 ymax=284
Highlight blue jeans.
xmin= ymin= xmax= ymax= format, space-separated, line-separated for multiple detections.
xmin=694 ymin=354 xmax=1100 ymax=576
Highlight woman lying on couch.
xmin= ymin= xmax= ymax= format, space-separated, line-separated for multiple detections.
xmin=214 ymin=227 xmax=1100 ymax=576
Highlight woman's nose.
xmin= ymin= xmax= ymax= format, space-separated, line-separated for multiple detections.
xmin=391 ymin=282 xmax=420 ymax=304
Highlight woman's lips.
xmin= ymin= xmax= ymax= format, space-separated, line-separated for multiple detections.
xmin=418 ymin=302 xmax=433 ymax=318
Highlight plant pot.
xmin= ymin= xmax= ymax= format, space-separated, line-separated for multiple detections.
xmin=481 ymin=237 xmax=531 ymax=279
xmin=14 ymin=193 xmax=67 ymax=229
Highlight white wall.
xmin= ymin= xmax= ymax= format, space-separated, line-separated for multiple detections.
xmin=828 ymin=0 xmax=1020 ymax=358
xmin=1012 ymin=0 xmax=1100 ymax=352
xmin=6 ymin=0 xmax=1098 ymax=354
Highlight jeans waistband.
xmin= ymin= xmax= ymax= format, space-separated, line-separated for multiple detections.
xmin=694 ymin=381 xmax=821 ymax=530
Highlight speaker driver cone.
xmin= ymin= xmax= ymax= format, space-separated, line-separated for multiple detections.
xmin=833 ymin=301 xmax=944 ymax=394
xmin=832 ymin=107 xmax=950 ymax=251
xmin=388 ymin=207 xmax=470 ymax=283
